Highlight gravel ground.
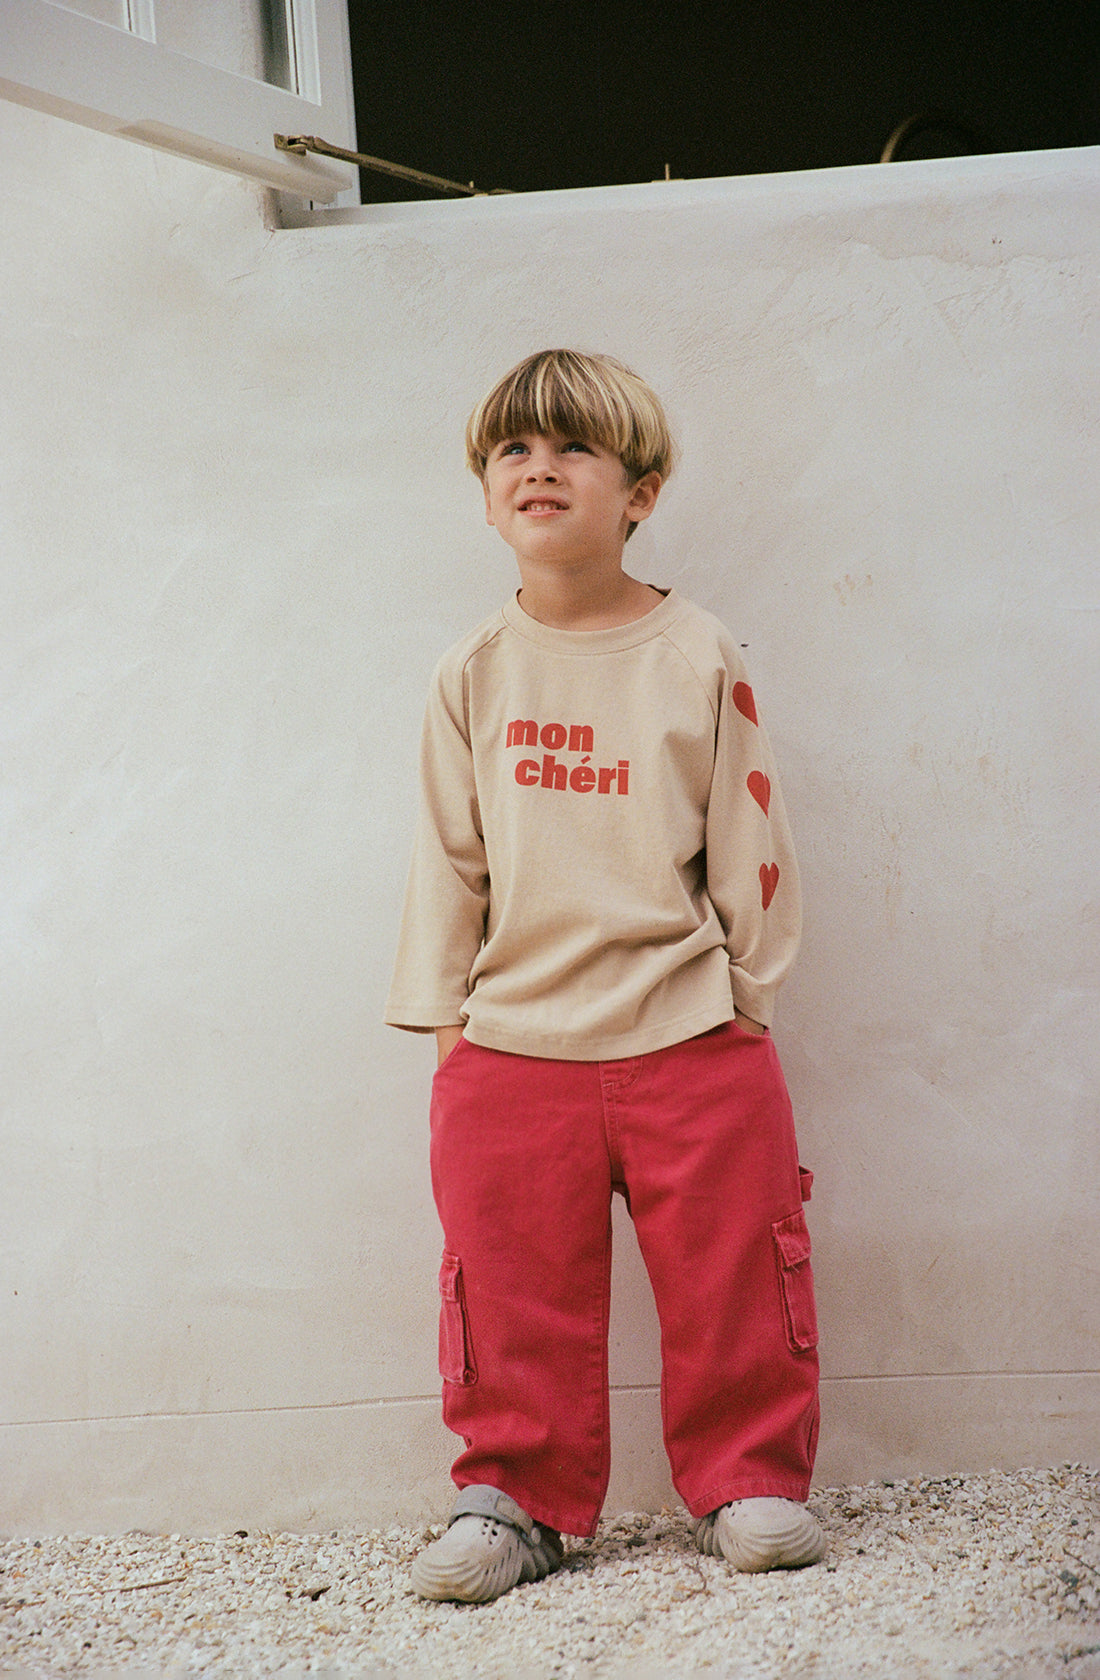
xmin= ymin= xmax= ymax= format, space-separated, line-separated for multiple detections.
xmin=2 ymin=1467 xmax=1097 ymax=1678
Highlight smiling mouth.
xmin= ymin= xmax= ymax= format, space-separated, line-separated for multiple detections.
xmin=519 ymin=498 xmax=568 ymax=513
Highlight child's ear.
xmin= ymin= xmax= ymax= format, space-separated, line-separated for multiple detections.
xmin=627 ymin=470 xmax=662 ymax=526
xmin=482 ymin=477 xmax=495 ymax=527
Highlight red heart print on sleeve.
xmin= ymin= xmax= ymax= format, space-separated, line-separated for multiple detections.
xmin=747 ymin=771 xmax=771 ymax=814
xmin=760 ymin=862 xmax=779 ymax=910
xmin=733 ymin=681 xmax=758 ymax=725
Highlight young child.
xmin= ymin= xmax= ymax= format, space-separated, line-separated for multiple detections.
xmin=385 ymin=349 xmax=824 ymax=1603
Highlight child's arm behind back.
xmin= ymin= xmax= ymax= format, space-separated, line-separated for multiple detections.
xmin=385 ymin=650 xmax=487 ymax=1039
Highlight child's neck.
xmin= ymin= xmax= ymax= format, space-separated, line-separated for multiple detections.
xmin=515 ymin=561 xmax=663 ymax=632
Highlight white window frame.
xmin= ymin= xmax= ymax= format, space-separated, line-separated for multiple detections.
xmin=0 ymin=0 xmax=359 ymax=203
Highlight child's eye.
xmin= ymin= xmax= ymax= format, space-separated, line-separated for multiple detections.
xmin=562 ymin=440 xmax=592 ymax=453
xmin=498 ymin=441 xmax=527 ymax=456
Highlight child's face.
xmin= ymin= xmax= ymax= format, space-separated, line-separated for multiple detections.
xmin=482 ymin=431 xmax=659 ymax=568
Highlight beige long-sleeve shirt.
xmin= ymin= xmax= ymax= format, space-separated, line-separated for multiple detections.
xmin=385 ymin=589 xmax=800 ymax=1060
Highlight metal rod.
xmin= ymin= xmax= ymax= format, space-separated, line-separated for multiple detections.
xmin=274 ymin=134 xmax=510 ymax=197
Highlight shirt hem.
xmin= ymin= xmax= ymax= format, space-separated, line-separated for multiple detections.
xmin=460 ymin=1002 xmax=735 ymax=1062
xmin=384 ymin=1008 xmax=466 ymax=1032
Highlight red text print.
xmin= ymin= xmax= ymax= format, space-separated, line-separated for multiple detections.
xmin=507 ymin=718 xmax=629 ymax=795
xmin=515 ymin=755 xmax=629 ymax=794
xmin=507 ymin=719 xmax=594 ymax=754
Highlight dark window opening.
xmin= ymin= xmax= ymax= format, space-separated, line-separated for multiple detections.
xmin=346 ymin=0 xmax=1099 ymax=203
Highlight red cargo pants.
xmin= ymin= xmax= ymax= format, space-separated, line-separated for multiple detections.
xmin=428 ymin=1020 xmax=820 ymax=1539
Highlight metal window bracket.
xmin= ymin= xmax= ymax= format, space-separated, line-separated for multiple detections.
xmin=274 ymin=134 xmax=511 ymax=197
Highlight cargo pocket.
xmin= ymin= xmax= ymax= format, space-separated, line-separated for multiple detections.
xmin=437 ymin=1251 xmax=477 ymax=1385
xmin=772 ymin=1208 xmax=819 ymax=1352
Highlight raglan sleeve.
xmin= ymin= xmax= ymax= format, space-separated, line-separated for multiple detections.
xmin=384 ymin=651 xmax=489 ymax=1033
xmin=703 ymin=639 xmax=802 ymax=1029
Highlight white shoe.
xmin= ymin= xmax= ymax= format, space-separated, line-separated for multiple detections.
xmin=693 ymin=1497 xmax=826 ymax=1572
xmin=411 ymin=1485 xmax=563 ymax=1603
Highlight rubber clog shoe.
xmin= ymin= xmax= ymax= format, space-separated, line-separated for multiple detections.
xmin=693 ymin=1497 xmax=826 ymax=1573
xmin=411 ymin=1485 xmax=563 ymax=1604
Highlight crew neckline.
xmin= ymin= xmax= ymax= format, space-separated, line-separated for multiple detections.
xmin=501 ymin=587 xmax=681 ymax=654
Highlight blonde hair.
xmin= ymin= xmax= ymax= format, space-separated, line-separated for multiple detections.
xmin=465 ymin=349 xmax=677 ymax=487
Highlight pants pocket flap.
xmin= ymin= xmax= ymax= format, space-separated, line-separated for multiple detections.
xmin=437 ymin=1251 xmax=477 ymax=1385
xmin=773 ymin=1208 xmax=812 ymax=1269
xmin=438 ymin=1251 xmax=462 ymax=1302
xmin=771 ymin=1209 xmax=819 ymax=1352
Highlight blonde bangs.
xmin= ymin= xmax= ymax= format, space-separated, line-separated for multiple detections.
xmin=466 ymin=350 xmax=676 ymax=484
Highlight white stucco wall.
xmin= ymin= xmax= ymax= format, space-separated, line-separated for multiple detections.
xmin=1 ymin=97 xmax=1096 ymax=1535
